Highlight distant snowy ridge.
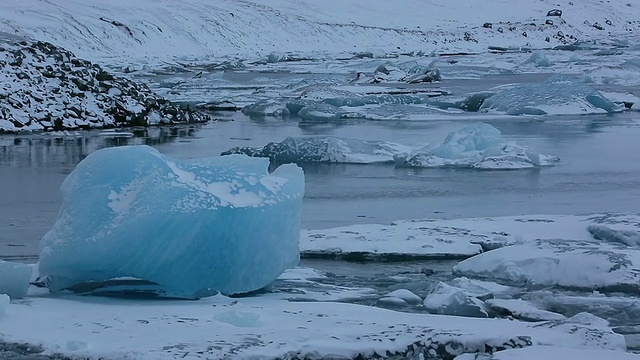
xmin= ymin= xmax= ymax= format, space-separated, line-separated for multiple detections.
xmin=1 ymin=0 xmax=638 ymax=64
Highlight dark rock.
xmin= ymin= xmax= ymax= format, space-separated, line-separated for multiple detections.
xmin=483 ymin=23 xmax=493 ymax=29
xmin=545 ymin=19 xmax=554 ymax=25
xmin=547 ymin=9 xmax=563 ymax=17
xmin=593 ymin=22 xmax=604 ymax=30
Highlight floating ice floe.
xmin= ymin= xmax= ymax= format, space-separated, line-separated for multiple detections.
xmin=222 ymin=136 xmax=412 ymax=164
xmin=0 ymin=260 xmax=32 ymax=299
xmin=394 ymin=123 xmax=560 ymax=169
xmin=300 ymin=220 xmax=486 ymax=261
xmin=588 ymin=224 xmax=640 ymax=247
xmin=241 ymin=99 xmax=290 ymax=118
xmin=39 ymin=146 xmax=305 ymax=298
xmin=480 ymin=76 xmax=622 ymax=115
xmin=0 ymin=293 xmax=627 ymax=359
xmin=453 ymin=238 xmax=640 ymax=293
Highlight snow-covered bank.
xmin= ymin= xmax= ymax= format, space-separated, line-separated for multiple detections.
xmin=1 ymin=0 xmax=638 ymax=64
xmin=0 ymin=287 xmax=628 ymax=359
xmin=0 ymin=36 xmax=209 ymax=133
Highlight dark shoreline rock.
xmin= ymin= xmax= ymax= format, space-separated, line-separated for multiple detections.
xmin=0 ymin=36 xmax=210 ymax=133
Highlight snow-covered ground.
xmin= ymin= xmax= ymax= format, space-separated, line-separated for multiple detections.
xmin=0 ymin=286 xmax=630 ymax=359
xmin=1 ymin=0 xmax=638 ymax=64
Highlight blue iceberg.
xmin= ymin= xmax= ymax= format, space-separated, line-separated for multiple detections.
xmin=394 ymin=123 xmax=559 ymax=169
xmin=39 ymin=146 xmax=304 ymax=299
xmin=480 ymin=76 xmax=621 ymax=115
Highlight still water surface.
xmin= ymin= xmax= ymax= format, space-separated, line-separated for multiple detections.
xmin=1 ymin=111 xmax=640 ymax=260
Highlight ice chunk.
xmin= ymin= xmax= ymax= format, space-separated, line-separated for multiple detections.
xmin=384 ymin=289 xmax=422 ymax=305
xmin=423 ymin=282 xmax=490 ymax=318
xmin=480 ymin=76 xmax=621 ymax=115
xmin=0 ymin=294 xmax=8 ymax=318
xmin=241 ymin=99 xmax=290 ymax=118
xmin=521 ymin=52 xmax=554 ymax=67
xmin=453 ymin=239 xmax=640 ymax=293
xmin=588 ymin=225 xmax=640 ymax=247
xmin=353 ymin=63 xmax=441 ymax=84
xmin=222 ymin=136 xmax=412 ymax=164
xmin=0 ymin=260 xmax=32 ymax=299
xmin=395 ymin=123 xmax=559 ymax=169
xmin=39 ymin=146 xmax=304 ymax=298
xmin=298 ymin=104 xmax=343 ymax=122
xmin=486 ymin=299 xmax=566 ymax=322
xmin=448 ymin=277 xmax=513 ymax=300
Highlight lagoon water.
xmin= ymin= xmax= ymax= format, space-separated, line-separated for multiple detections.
xmin=2 ymin=108 xmax=640 ymax=261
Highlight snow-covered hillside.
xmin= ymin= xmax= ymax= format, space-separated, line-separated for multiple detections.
xmin=1 ymin=0 xmax=638 ymax=63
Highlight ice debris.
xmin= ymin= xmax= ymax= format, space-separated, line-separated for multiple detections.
xmin=480 ymin=76 xmax=621 ymax=115
xmin=394 ymin=123 xmax=560 ymax=169
xmin=39 ymin=146 xmax=305 ymax=298
xmin=486 ymin=298 xmax=566 ymax=322
xmin=352 ymin=63 xmax=441 ymax=84
xmin=0 ymin=36 xmax=210 ymax=133
xmin=0 ymin=260 xmax=32 ymax=299
xmin=222 ymin=136 xmax=412 ymax=164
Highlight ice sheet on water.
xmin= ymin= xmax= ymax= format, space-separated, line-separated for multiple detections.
xmin=0 ymin=260 xmax=32 ymax=299
xmin=39 ymin=146 xmax=304 ymax=298
xmin=394 ymin=123 xmax=560 ymax=169
xmin=458 ymin=346 xmax=640 ymax=360
xmin=541 ymin=294 xmax=640 ymax=327
xmin=222 ymin=136 xmax=412 ymax=164
xmin=453 ymin=238 xmax=640 ymax=293
xmin=480 ymin=76 xmax=621 ymax=115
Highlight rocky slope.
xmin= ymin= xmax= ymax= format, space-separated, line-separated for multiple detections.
xmin=0 ymin=35 xmax=209 ymax=133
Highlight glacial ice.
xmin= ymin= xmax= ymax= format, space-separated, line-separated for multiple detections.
xmin=480 ymin=76 xmax=621 ymax=115
xmin=423 ymin=282 xmax=490 ymax=318
xmin=222 ymin=136 xmax=412 ymax=164
xmin=352 ymin=63 xmax=441 ymax=84
xmin=0 ymin=260 xmax=32 ymax=299
xmin=39 ymin=146 xmax=305 ymax=298
xmin=394 ymin=123 xmax=560 ymax=169
xmin=242 ymin=99 xmax=290 ymax=118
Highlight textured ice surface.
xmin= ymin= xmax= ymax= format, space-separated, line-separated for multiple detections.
xmin=222 ymin=136 xmax=412 ymax=164
xmin=0 ymin=260 xmax=32 ymax=299
xmin=588 ymin=225 xmax=640 ymax=247
xmin=395 ymin=123 xmax=560 ymax=169
xmin=39 ymin=146 xmax=305 ymax=298
xmin=453 ymin=239 xmax=640 ymax=293
xmin=521 ymin=52 xmax=553 ymax=67
xmin=0 ymin=294 xmax=8 ymax=318
xmin=480 ymin=76 xmax=621 ymax=115
xmin=383 ymin=289 xmax=422 ymax=305
xmin=242 ymin=99 xmax=290 ymax=118
xmin=541 ymin=294 xmax=640 ymax=327
xmin=423 ymin=282 xmax=490 ymax=318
